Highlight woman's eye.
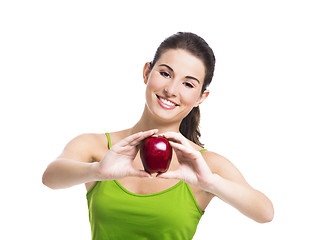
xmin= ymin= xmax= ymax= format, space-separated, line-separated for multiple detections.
xmin=184 ymin=82 xmax=195 ymax=88
xmin=160 ymin=71 xmax=171 ymax=78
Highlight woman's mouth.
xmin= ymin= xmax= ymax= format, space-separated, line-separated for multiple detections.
xmin=156 ymin=95 xmax=179 ymax=109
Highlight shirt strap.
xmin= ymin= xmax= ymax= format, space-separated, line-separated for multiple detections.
xmin=105 ymin=132 xmax=112 ymax=149
xmin=199 ymin=148 xmax=207 ymax=152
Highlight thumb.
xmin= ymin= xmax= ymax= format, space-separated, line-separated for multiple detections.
xmin=129 ymin=169 xmax=152 ymax=178
xmin=156 ymin=170 xmax=180 ymax=180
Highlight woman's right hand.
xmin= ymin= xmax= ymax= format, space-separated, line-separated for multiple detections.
xmin=96 ymin=129 xmax=158 ymax=181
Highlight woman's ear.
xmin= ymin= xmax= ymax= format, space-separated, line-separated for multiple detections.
xmin=195 ymin=90 xmax=210 ymax=107
xmin=143 ymin=62 xmax=151 ymax=84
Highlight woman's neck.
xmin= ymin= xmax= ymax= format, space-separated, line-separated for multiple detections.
xmin=130 ymin=105 xmax=181 ymax=135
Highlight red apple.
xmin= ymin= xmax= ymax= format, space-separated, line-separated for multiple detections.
xmin=139 ymin=136 xmax=173 ymax=174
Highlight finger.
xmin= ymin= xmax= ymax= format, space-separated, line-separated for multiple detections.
xmin=162 ymin=132 xmax=190 ymax=146
xmin=156 ymin=170 xmax=180 ymax=180
xmin=129 ymin=169 xmax=152 ymax=178
xmin=130 ymin=129 xmax=159 ymax=146
xmin=169 ymin=140 xmax=194 ymax=154
xmin=118 ymin=129 xmax=158 ymax=147
xmin=161 ymin=132 xmax=181 ymax=141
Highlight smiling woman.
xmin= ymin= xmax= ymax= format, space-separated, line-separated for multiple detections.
xmin=42 ymin=32 xmax=273 ymax=240
xmin=148 ymin=33 xmax=215 ymax=147
xmin=143 ymin=48 xmax=209 ymax=131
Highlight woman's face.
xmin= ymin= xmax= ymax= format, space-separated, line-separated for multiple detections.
xmin=143 ymin=49 xmax=209 ymax=124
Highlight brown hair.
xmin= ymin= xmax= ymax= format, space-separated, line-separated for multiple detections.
xmin=150 ymin=32 xmax=216 ymax=147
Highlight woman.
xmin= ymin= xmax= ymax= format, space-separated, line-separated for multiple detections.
xmin=42 ymin=32 xmax=274 ymax=239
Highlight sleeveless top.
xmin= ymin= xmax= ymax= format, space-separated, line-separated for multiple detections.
xmin=86 ymin=133 xmax=206 ymax=240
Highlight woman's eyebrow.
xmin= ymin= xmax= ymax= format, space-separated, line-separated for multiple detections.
xmin=185 ymin=75 xmax=200 ymax=84
xmin=159 ymin=64 xmax=174 ymax=72
xmin=159 ymin=64 xmax=200 ymax=84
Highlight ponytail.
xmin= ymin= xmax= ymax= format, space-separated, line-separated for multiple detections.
xmin=179 ymin=106 xmax=203 ymax=147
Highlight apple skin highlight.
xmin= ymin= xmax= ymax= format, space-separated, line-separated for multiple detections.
xmin=139 ymin=136 xmax=173 ymax=174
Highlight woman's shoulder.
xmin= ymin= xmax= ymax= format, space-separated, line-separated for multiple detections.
xmin=188 ymin=141 xmax=233 ymax=171
xmin=106 ymin=129 xmax=131 ymax=146
xmin=68 ymin=132 xmax=107 ymax=147
xmin=201 ymin=150 xmax=248 ymax=183
xmin=200 ymin=150 xmax=228 ymax=166
xmin=62 ymin=133 xmax=108 ymax=155
xmin=55 ymin=133 xmax=108 ymax=163
xmin=69 ymin=128 xmax=129 ymax=146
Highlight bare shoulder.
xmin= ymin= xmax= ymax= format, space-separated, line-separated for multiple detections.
xmin=201 ymin=150 xmax=248 ymax=185
xmin=107 ymin=129 xmax=131 ymax=146
xmin=57 ymin=133 xmax=109 ymax=163
xmin=188 ymin=141 xmax=247 ymax=183
xmin=65 ymin=133 xmax=108 ymax=150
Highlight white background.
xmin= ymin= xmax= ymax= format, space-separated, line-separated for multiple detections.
xmin=1 ymin=0 xmax=319 ymax=239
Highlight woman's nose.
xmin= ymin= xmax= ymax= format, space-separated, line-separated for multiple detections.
xmin=164 ymin=80 xmax=178 ymax=97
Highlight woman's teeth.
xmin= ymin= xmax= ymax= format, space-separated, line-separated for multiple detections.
xmin=159 ymin=96 xmax=176 ymax=106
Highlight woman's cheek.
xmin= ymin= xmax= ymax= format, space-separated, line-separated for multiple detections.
xmin=148 ymin=75 xmax=164 ymax=89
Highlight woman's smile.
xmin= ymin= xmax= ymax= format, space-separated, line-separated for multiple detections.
xmin=156 ymin=94 xmax=179 ymax=110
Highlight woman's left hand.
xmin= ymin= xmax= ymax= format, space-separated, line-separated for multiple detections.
xmin=157 ymin=132 xmax=213 ymax=189
xmin=158 ymin=133 xmax=275 ymax=223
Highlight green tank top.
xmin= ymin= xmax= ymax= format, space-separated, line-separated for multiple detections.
xmin=86 ymin=133 xmax=206 ymax=240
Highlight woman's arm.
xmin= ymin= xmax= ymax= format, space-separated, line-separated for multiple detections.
xmin=201 ymin=152 xmax=274 ymax=223
xmin=42 ymin=134 xmax=101 ymax=189
xmin=42 ymin=130 xmax=158 ymax=190
xmin=159 ymin=132 xmax=274 ymax=223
